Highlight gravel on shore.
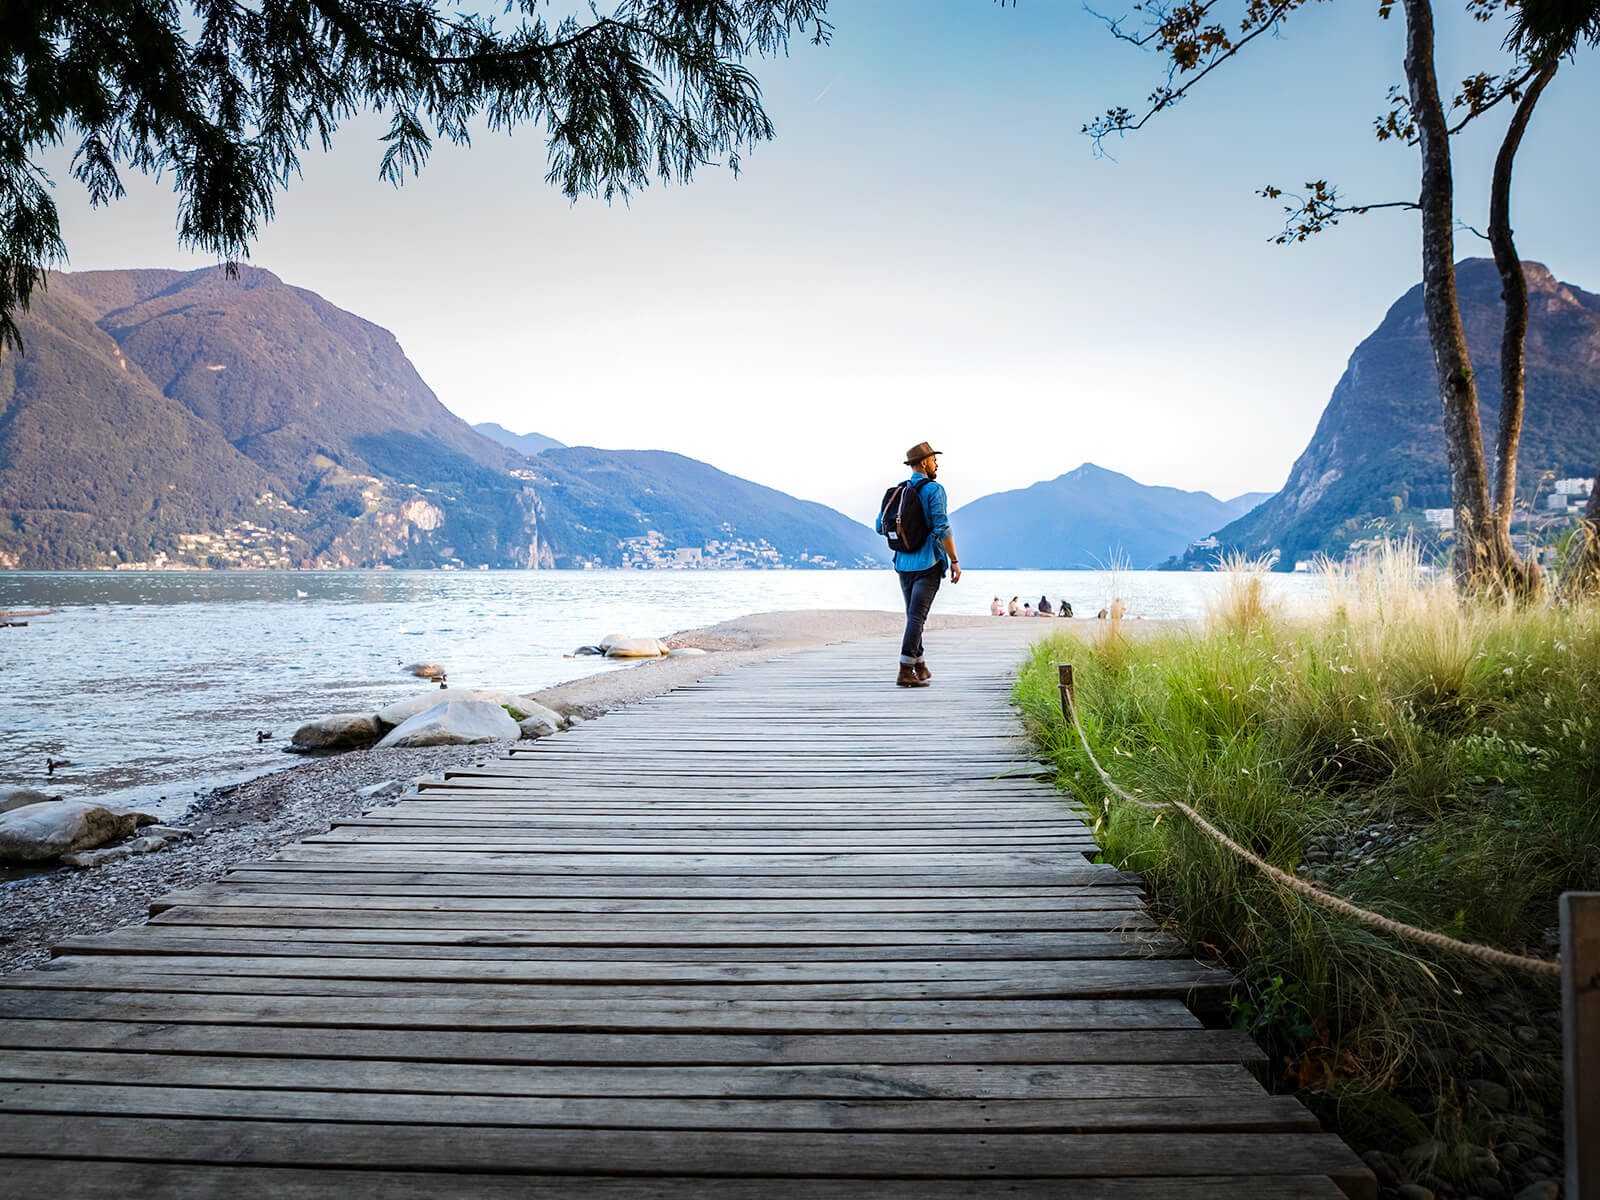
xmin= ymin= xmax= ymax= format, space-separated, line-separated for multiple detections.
xmin=0 ymin=607 xmax=1022 ymax=975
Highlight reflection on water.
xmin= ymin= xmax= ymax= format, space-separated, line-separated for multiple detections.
xmin=0 ymin=569 xmax=1327 ymax=820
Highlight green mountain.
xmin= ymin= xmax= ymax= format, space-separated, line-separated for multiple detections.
xmin=474 ymin=422 xmax=565 ymax=457
xmin=1173 ymin=260 xmax=1600 ymax=569
xmin=0 ymin=267 xmax=884 ymax=570
xmin=951 ymin=463 xmax=1264 ymax=568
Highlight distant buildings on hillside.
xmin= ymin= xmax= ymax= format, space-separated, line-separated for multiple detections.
xmin=1545 ymin=477 xmax=1594 ymax=511
xmin=570 ymin=524 xmax=860 ymax=570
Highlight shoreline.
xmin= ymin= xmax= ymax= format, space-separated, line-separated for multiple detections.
xmin=0 ymin=607 xmax=1080 ymax=974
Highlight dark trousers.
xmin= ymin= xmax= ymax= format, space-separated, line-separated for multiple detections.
xmin=897 ymin=566 xmax=942 ymax=663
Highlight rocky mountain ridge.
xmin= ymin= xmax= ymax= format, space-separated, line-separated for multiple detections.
xmin=1175 ymin=260 xmax=1600 ymax=569
xmin=0 ymin=267 xmax=885 ymax=570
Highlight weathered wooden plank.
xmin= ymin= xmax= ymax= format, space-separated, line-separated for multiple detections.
xmin=0 ymin=1116 xmax=1371 ymax=1188
xmin=291 ymin=841 xmax=1103 ymax=857
xmin=0 ymin=1161 xmax=1349 ymax=1199
xmin=146 ymin=906 xmax=1154 ymax=931
xmin=262 ymin=848 xmax=1103 ymax=873
xmin=49 ymin=929 xmax=1192 ymax=962
xmin=148 ymin=888 xmax=1146 ymax=913
xmin=0 ymin=1021 xmax=1269 ymax=1066
xmin=0 ymin=1050 xmax=1265 ymax=1099
xmin=0 ymin=992 xmax=1201 ymax=1031
xmin=0 ymin=967 xmax=1228 ymax=1002
xmin=203 ymin=872 xmax=1145 ymax=893
xmin=0 ymin=1084 xmax=1318 ymax=1132
xmin=68 ymin=928 xmax=1173 ymax=958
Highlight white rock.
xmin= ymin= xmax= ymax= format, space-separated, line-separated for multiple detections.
xmin=471 ymin=690 xmax=539 ymax=719
xmin=290 ymin=713 xmax=384 ymax=751
xmin=377 ymin=699 xmax=521 ymax=748
xmin=517 ymin=712 xmax=562 ymax=739
xmin=597 ymin=633 xmax=629 ymax=651
xmin=357 ymin=779 xmax=407 ymax=803
xmin=0 ymin=787 xmax=59 ymax=814
xmin=605 ymin=637 xmax=667 ymax=659
xmin=380 ymin=689 xmax=536 ymax=728
xmin=377 ymin=693 xmax=454 ymax=728
xmin=140 ymin=825 xmax=194 ymax=842
xmin=0 ymin=800 xmax=157 ymax=863
xmin=61 ymin=834 xmax=173 ymax=869
xmin=515 ymin=697 xmax=566 ymax=728
xmin=666 ymin=647 xmax=708 ymax=657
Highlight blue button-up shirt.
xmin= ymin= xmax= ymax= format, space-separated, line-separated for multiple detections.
xmin=876 ymin=472 xmax=951 ymax=574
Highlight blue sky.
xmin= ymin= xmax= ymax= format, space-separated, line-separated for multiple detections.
xmin=43 ymin=1 xmax=1600 ymax=522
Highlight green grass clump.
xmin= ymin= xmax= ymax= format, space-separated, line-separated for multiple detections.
xmin=1015 ymin=550 xmax=1599 ymax=1192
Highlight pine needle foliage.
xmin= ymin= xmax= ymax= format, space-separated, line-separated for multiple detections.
xmin=1015 ymin=549 xmax=1599 ymax=1187
xmin=0 ymin=0 xmax=831 ymax=356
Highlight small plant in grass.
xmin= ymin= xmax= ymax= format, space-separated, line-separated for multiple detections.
xmin=1015 ymin=545 xmax=1597 ymax=1194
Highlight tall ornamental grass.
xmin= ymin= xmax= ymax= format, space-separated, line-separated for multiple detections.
xmin=1015 ymin=550 xmax=1599 ymax=1191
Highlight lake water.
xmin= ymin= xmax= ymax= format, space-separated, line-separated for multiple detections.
xmin=1 ymin=569 xmax=1328 ymax=820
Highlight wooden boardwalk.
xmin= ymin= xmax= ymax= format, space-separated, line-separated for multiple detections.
xmin=0 ymin=627 xmax=1371 ymax=1198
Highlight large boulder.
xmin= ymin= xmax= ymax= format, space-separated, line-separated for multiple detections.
xmin=471 ymin=690 xmax=540 ymax=720
xmin=378 ymin=689 xmax=548 ymax=728
xmin=516 ymin=697 xmax=566 ymax=730
xmin=666 ymin=647 xmax=708 ymax=658
xmin=0 ymin=787 xmax=59 ymax=814
xmin=0 ymin=800 xmax=157 ymax=863
xmin=605 ymin=637 xmax=667 ymax=659
xmin=516 ymin=698 xmax=567 ymax=739
xmin=377 ymin=693 xmax=453 ymax=729
xmin=597 ymin=633 xmax=629 ymax=651
xmin=401 ymin=661 xmax=447 ymax=679
xmin=289 ymin=713 xmax=384 ymax=751
xmin=377 ymin=699 xmax=520 ymax=748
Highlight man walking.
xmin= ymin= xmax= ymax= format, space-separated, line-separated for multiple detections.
xmin=877 ymin=441 xmax=960 ymax=688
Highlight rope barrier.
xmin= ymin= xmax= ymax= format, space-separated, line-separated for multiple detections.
xmin=1056 ymin=665 xmax=1562 ymax=978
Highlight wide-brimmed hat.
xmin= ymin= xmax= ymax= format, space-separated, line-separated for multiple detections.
xmin=904 ymin=441 xmax=942 ymax=466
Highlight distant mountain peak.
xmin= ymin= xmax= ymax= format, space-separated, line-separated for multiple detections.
xmin=952 ymin=465 xmax=1250 ymax=568
xmin=474 ymin=423 xmax=566 ymax=458
xmin=1180 ymin=258 xmax=1600 ymax=568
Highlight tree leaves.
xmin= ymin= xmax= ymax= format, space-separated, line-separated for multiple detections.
xmin=0 ymin=0 xmax=832 ymax=358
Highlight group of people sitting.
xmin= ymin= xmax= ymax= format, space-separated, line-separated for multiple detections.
xmin=991 ymin=595 xmax=1073 ymax=618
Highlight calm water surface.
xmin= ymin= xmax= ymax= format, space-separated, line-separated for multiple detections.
xmin=0 ymin=569 xmax=1327 ymax=820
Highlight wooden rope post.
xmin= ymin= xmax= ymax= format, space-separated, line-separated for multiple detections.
xmin=1057 ymin=663 xmax=1075 ymax=724
xmin=1564 ymin=892 xmax=1600 ymax=1200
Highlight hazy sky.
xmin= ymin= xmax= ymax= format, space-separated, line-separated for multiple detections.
xmin=42 ymin=1 xmax=1600 ymax=524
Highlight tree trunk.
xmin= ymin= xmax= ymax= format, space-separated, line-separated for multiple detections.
xmin=1559 ymin=469 xmax=1600 ymax=600
xmin=1401 ymin=0 xmax=1503 ymax=594
xmin=1487 ymin=60 xmax=1558 ymax=601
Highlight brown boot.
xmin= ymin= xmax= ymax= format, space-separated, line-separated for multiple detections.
xmin=914 ymin=662 xmax=931 ymax=682
xmin=896 ymin=663 xmax=930 ymax=688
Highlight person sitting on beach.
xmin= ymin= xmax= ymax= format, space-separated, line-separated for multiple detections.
xmin=1008 ymin=596 xmax=1020 ymax=617
xmin=1037 ymin=595 xmax=1053 ymax=616
xmin=1059 ymin=600 xmax=1074 ymax=618
xmin=1022 ymin=603 xmax=1034 ymax=617
xmin=990 ymin=596 xmax=1003 ymax=616
xmin=1110 ymin=598 xmax=1127 ymax=622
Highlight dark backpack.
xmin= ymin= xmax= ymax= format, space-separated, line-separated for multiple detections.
xmin=880 ymin=477 xmax=932 ymax=554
